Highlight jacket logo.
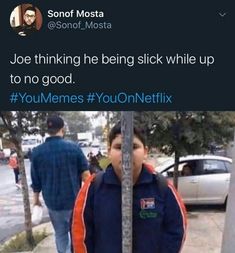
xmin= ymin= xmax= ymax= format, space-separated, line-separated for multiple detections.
xmin=139 ymin=210 xmax=158 ymax=219
xmin=140 ymin=198 xmax=155 ymax=209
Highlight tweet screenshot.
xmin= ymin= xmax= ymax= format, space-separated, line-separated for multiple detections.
xmin=0 ymin=1 xmax=234 ymax=253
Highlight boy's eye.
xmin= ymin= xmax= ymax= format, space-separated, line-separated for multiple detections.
xmin=113 ymin=144 xmax=122 ymax=150
xmin=112 ymin=143 xmax=140 ymax=150
xmin=133 ymin=144 xmax=139 ymax=149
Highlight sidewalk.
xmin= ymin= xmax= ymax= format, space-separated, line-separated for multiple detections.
xmin=182 ymin=211 xmax=224 ymax=253
xmin=32 ymin=210 xmax=225 ymax=253
xmin=0 ymin=161 xmax=49 ymax=244
xmin=33 ymin=231 xmax=55 ymax=253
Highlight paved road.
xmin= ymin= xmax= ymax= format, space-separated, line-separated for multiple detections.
xmin=0 ymin=160 xmax=49 ymax=243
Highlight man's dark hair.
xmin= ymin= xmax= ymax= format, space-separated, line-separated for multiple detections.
xmin=24 ymin=6 xmax=37 ymax=14
xmin=108 ymin=122 xmax=146 ymax=146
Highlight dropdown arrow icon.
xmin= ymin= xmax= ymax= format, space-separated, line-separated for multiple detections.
xmin=219 ymin=12 xmax=227 ymax=17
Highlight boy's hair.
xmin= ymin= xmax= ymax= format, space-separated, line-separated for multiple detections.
xmin=108 ymin=122 xmax=146 ymax=146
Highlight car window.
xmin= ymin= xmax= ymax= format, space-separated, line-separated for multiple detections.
xmin=202 ymin=160 xmax=227 ymax=174
xmin=163 ymin=163 xmax=185 ymax=177
xmin=22 ymin=139 xmax=37 ymax=145
xmin=225 ymin=161 xmax=232 ymax=173
xmin=163 ymin=160 xmax=198 ymax=177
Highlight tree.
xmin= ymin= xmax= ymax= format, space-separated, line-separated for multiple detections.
xmin=60 ymin=111 xmax=91 ymax=134
xmin=94 ymin=126 xmax=103 ymax=138
xmin=0 ymin=111 xmax=48 ymax=248
xmin=135 ymin=111 xmax=235 ymax=188
xmin=93 ymin=111 xmax=119 ymax=144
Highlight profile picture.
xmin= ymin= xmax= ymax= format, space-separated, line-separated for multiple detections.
xmin=10 ymin=3 xmax=43 ymax=37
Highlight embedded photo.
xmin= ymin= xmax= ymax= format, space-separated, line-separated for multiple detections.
xmin=0 ymin=111 xmax=234 ymax=253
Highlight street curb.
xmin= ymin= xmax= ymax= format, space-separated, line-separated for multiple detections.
xmin=33 ymin=235 xmax=55 ymax=253
xmin=0 ymin=222 xmax=53 ymax=253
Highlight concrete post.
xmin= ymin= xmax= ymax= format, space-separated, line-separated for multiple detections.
xmin=121 ymin=112 xmax=133 ymax=253
xmin=221 ymin=129 xmax=235 ymax=253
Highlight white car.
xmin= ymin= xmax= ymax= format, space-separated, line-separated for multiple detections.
xmin=156 ymin=155 xmax=232 ymax=205
xmin=91 ymin=139 xmax=100 ymax=148
xmin=3 ymin=148 xmax=11 ymax=158
xmin=79 ymin=140 xmax=90 ymax=147
xmin=99 ymin=143 xmax=108 ymax=156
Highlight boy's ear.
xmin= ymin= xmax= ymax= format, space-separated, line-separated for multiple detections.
xmin=108 ymin=147 xmax=111 ymax=158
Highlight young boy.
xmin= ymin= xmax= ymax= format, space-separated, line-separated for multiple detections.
xmin=72 ymin=123 xmax=187 ymax=253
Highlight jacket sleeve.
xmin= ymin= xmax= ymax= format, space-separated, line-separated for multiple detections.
xmin=72 ymin=174 xmax=96 ymax=253
xmin=161 ymin=182 xmax=187 ymax=253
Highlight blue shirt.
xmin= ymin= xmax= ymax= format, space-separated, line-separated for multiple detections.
xmin=31 ymin=136 xmax=88 ymax=210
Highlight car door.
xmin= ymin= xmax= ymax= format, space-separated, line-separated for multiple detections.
xmin=162 ymin=161 xmax=199 ymax=204
xmin=177 ymin=160 xmax=200 ymax=204
xmin=197 ymin=159 xmax=230 ymax=204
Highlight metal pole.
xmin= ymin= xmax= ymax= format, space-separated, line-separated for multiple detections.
xmin=121 ymin=112 xmax=133 ymax=253
xmin=221 ymin=129 xmax=235 ymax=253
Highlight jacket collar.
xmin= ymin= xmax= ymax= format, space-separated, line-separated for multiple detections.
xmin=135 ymin=165 xmax=155 ymax=185
xmin=45 ymin=136 xmax=63 ymax=142
xmin=103 ymin=165 xmax=121 ymax=185
xmin=104 ymin=164 xmax=155 ymax=186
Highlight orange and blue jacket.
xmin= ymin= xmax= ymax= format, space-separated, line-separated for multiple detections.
xmin=72 ymin=164 xmax=187 ymax=253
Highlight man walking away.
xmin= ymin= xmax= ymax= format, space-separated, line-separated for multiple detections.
xmin=31 ymin=115 xmax=90 ymax=253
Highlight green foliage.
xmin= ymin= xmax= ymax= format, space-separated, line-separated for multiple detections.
xmin=0 ymin=229 xmax=48 ymax=252
xmin=0 ymin=111 xmax=49 ymax=143
xmin=132 ymin=111 xmax=235 ymax=188
xmin=134 ymin=111 xmax=235 ymax=157
xmin=60 ymin=111 xmax=91 ymax=134
xmin=91 ymin=111 xmax=235 ymax=158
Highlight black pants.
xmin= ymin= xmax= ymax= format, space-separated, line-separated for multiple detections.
xmin=13 ymin=168 xmax=20 ymax=184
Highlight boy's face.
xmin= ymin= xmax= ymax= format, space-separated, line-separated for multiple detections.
xmin=108 ymin=134 xmax=148 ymax=182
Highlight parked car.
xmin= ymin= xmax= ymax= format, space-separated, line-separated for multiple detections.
xmin=21 ymin=134 xmax=43 ymax=157
xmin=91 ymin=139 xmax=100 ymax=148
xmin=156 ymin=155 xmax=232 ymax=205
xmin=3 ymin=148 xmax=11 ymax=161
xmin=79 ymin=140 xmax=90 ymax=147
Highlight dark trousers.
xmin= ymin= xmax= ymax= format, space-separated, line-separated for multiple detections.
xmin=13 ymin=168 xmax=20 ymax=184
